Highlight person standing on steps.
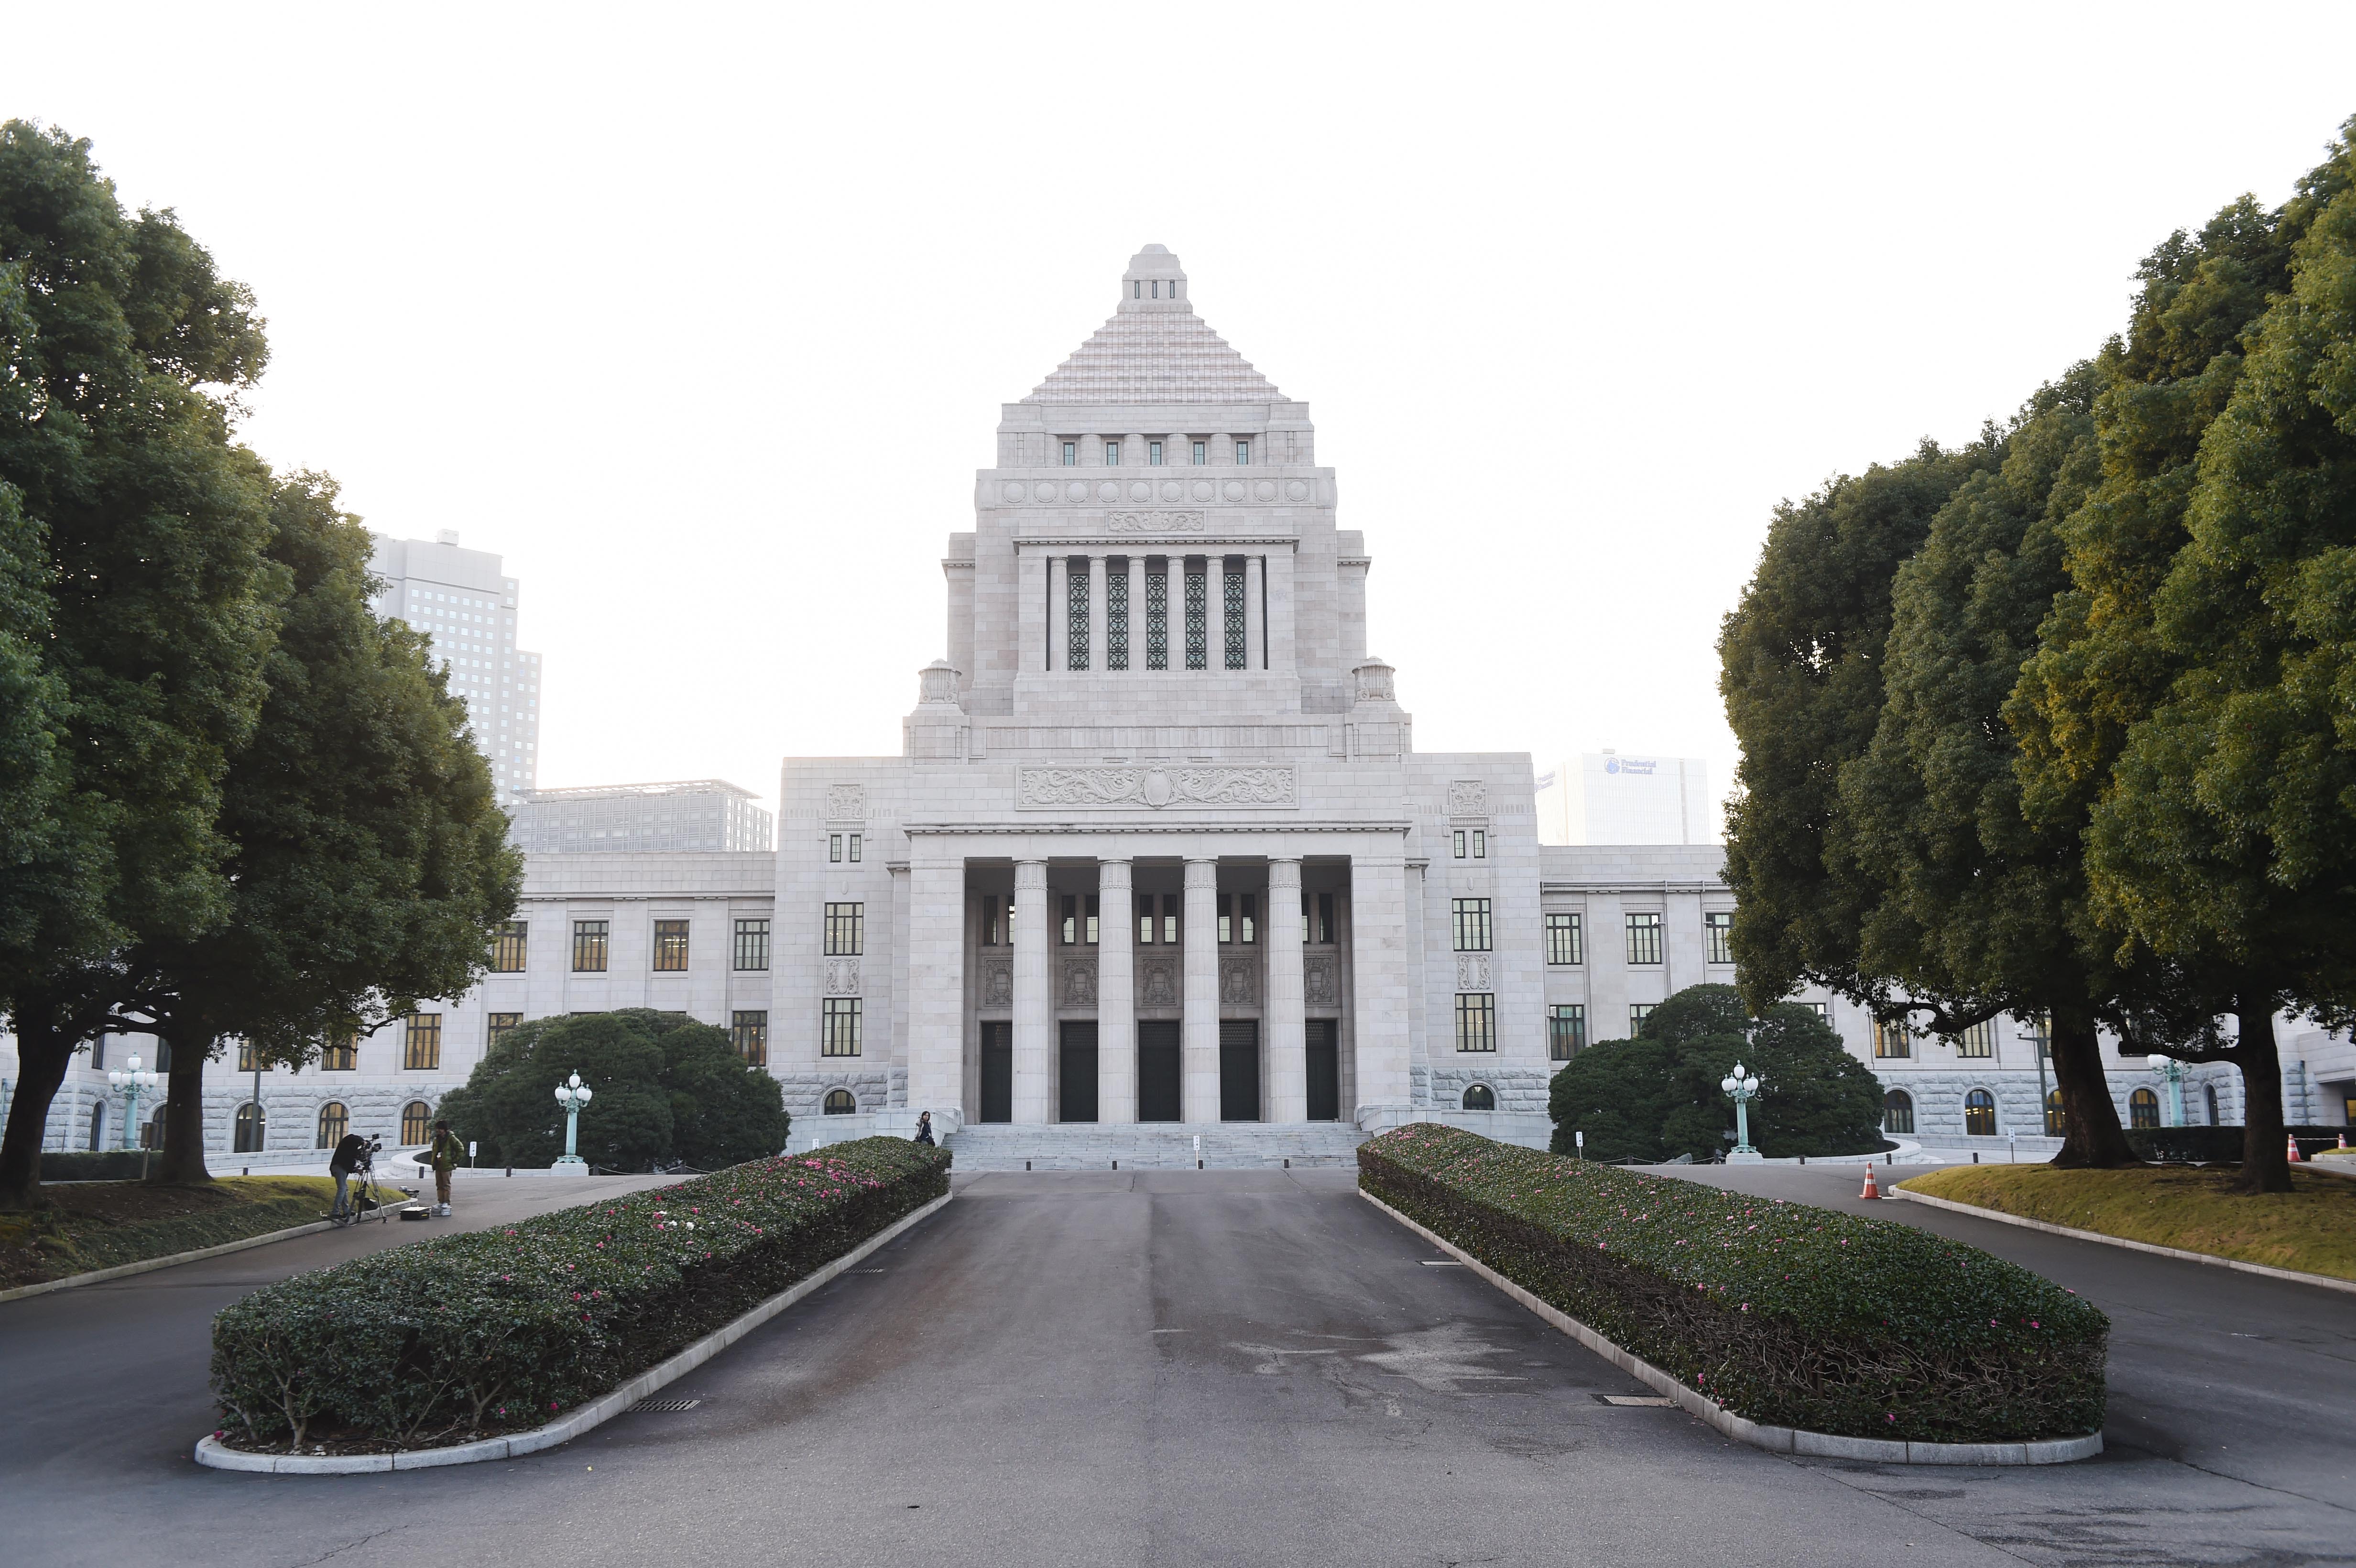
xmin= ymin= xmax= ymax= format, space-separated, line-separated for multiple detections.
xmin=913 ymin=1111 xmax=935 ymax=1146
xmin=427 ymin=1118 xmax=466 ymax=1215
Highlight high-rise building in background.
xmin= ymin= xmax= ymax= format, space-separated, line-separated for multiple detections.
xmin=367 ymin=531 xmax=543 ymax=806
xmin=1535 ymin=752 xmax=1712 ymax=846
xmin=511 ymin=780 xmax=774 ymax=855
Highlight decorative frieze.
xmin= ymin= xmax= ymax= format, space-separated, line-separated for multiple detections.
xmin=1304 ymin=952 xmax=1341 ymax=1008
xmin=1218 ymin=954 xmax=1259 ymax=1007
xmin=1106 ymin=509 xmax=1205 ymax=533
xmin=825 ymin=784 xmax=867 ymax=820
xmin=1446 ymin=779 xmax=1489 ymax=816
xmin=1061 ymin=957 xmax=1098 ymax=1007
xmin=826 ymin=958 xmax=862 ymax=995
xmin=1455 ymin=954 xmax=1492 ymax=991
xmin=1016 ymin=765 xmax=1297 ymax=811
xmin=979 ymin=956 xmax=1014 ymax=1010
xmin=1140 ymin=956 xmax=1179 ymax=1007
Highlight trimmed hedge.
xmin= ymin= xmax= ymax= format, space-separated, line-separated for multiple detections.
xmin=1360 ymin=1125 xmax=2106 ymax=1443
xmin=37 ymin=1151 xmax=164 ymax=1181
xmin=211 ymin=1137 xmax=949 ymax=1450
xmin=2126 ymin=1126 xmax=2350 ymax=1164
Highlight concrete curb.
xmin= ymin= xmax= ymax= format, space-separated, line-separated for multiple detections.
xmin=0 ymin=1219 xmax=336 ymax=1305
xmin=1893 ymin=1187 xmax=2356 ymax=1298
xmin=194 ymin=1190 xmax=955 ymax=1474
xmin=1360 ymin=1188 xmax=2101 ymax=1467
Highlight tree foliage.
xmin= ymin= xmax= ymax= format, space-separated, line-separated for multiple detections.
xmin=1547 ymin=985 xmax=1886 ymax=1163
xmin=433 ymin=1010 xmax=791 ymax=1173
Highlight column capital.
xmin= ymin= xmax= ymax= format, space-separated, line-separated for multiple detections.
xmin=1014 ymin=859 xmax=1047 ymax=889
xmin=1266 ymin=856 xmax=1303 ymax=886
xmin=1097 ymin=857 xmax=1134 ymax=885
xmin=1183 ymin=858 xmax=1220 ymax=888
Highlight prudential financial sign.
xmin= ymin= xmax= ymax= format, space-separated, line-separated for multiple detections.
xmin=1603 ymin=758 xmax=1658 ymax=777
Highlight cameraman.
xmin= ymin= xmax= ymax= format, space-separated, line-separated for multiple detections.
xmin=327 ymin=1130 xmax=374 ymax=1220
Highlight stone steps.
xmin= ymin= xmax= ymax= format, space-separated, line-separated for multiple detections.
xmin=943 ymin=1122 xmax=1369 ymax=1170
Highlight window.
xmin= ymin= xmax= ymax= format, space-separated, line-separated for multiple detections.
xmin=735 ymin=917 xmax=771 ymax=971
xmin=1191 ymin=441 xmax=1207 ymax=465
xmin=486 ymin=1013 xmax=522 ymax=1051
xmin=1163 ymin=894 xmax=1179 ymax=944
xmin=404 ymin=1013 xmax=443 ymax=1071
xmin=1062 ymin=441 xmax=1077 ymax=466
xmin=1149 ymin=441 xmax=1164 ymax=465
xmin=491 ymin=920 xmax=528 ymax=972
xmin=1872 ymin=1019 xmax=1913 ymax=1058
xmin=830 ymin=834 xmax=843 ymax=862
xmin=88 ymin=1101 xmax=105 ymax=1151
xmin=237 ymin=1040 xmax=262 ymax=1073
xmin=821 ymin=997 xmax=862 ymax=1056
xmin=2211 ymin=1085 xmax=2226 ymax=1126
xmin=572 ymin=919 xmax=609 ymax=972
xmin=1184 ymin=560 xmax=1208 ymax=669
xmin=1067 ymin=557 xmax=1091 ymax=670
xmin=1472 ymin=830 xmax=1486 ymax=859
xmin=1222 ymin=560 xmax=1245 ymax=669
xmin=1963 ymin=1089 xmax=1998 ymax=1136
xmin=653 ymin=919 xmax=691 ymax=972
xmin=1137 ymin=893 xmax=1155 ymax=944
xmin=732 ymin=1010 xmax=769 ymax=1067
xmin=1451 ymin=898 xmax=1492 ymax=952
xmin=1145 ymin=558 xmax=1169 ymax=669
xmin=849 ymin=834 xmax=862 ymax=862
xmin=142 ymin=1109 xmax=165 ymax=1149
xmin=320 ymin=1033 xmax=358 ymax=1071
xmin=2129 ymin=1087 xmax=2160 ymax=1130
xmin=1107 ymin=558 xmax=1129 ymax=670
xmin=825 ymin=902 xmax=864 ymax=956
xmin=1953 ymin=1021 xmax=1994 ymax=1059
xmin=1462 ymin=1085 xmax=1496 ymax=1111
xmin=1631 ymin=1003 xmax=1658 ymax=1031
xmin=1883 ymin=1090 xmax=1915 ymax=1135
xmin=316 ymin=1102 xmax=349 ymax=1149
xmin=1104 ymin=441 xmax=1121 ymax=466
xmin=2019 ymin=1014 xmax=2050 ymax=1059
xmin=1625 ymin=912 xmax=1663 ymax=965
xmin=1452 ymin=830 xmax=1466 ymax=860
xmin=1217 ymin=894 xmax=1255 ymax=945
xmin=1235 ymin=440 xmax=1250 ymax=465
xmin=1454 ymin=993 xmax=1496 ymax=1052
xmin=234 ymin=1101 xmax=266 ymax=1154
xmin=1549 ymin=1004 xmax=1585 ymax=1062
xmin=1545 ymin=912 xmax=1583 ymax=965
xmin=2045 ymin=1089 xmax=2065 ymax=1136
xmin=981 ymin=896 xmax=1005 ymax=946
xmin=1316 ymin=892 xmax=1335 ymax=945
xmin=824 ymin=1088 xmax=857 ymax=1115
xmin=1704 ymin=912 xmax=1734 ymax=965
xmin=400 ymin=1101 xmax=432 ymax=1145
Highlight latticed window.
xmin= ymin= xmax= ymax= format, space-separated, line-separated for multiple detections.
xmin=824 ymin=1088 xmax=857 ymax=1114
xmin=652 ymin=919 xmax=691 ymax=972
xmin=487 ymin=1012 xmax=522 ymax=1051
xmin=1106 ymin=560 xmax=1129 ymax=670
xmin=1952 ymin=1020 xmax=1994 ymax=1059
xmin=235 ymin=1101 xmax=267 ymax=1154
xmin=1964 ymin=1089 xmax=1998 ymax=1136
xmin=734 ymin=917 xmax=771 ymax=971
xmin=403 ymin=1013 xmax=443 ymax=1070
xmin=1549 ymin=1004 xmax=1585 ymax=1061
xmin=1145 ymin=562 xmax=1169 ymax=669
xmin=1630 ymin=1003 xmax=1657 ymax=1032
xmin=1184 ymin=561 xmax=1208 ymax=669
xmin=1625 ymin=912 xmax=1662 ymax=965
xmin=979 ymin=896 xmax=1004 ymax=947
xmin=400 ymin=1100 xmax=432 ymax=1144
xmin=1222 ymin=560 xmax=1246 ymax=669
xmin=1545 ymin=912 xmax=1582 ymax=965
xmin=2045 ymin=1089 xmax=2064 ymax=1136
xmin=572 ymin=919 xmax=609 ymax=972
xmin=1704 ymin=911 xmax=1734 ymax=965
xmin=1454 ymin=993 xmax=1497 ymax=1052
xmin=1066 ymin=558 xmax=1090 ymax=670
xmin=2129 ymin=1087 xmax=2160 ymax=1129
xmin=732 ymin=1010 xmax=768 ymax=1066
xmin=320 ymin=1033 xmax=358 ymax=1071
xmin=821 ymin=997 xmax=862 ymax=1057
xmin=1217 ymin=894 xmax=1255 ymax=944
xmin=825 ymin=902 xmax=864 ymax=956
xmin=1884 ymin=1090 xmax=1915 ymax=1135
xmin=1873 ymin=1019 xmax=1911 ymax=1058
xmin=237 ymin=1040 xmax=262 ymax=1073
xmin=316 ymin=1101 xmax=349 ymax=1149
xmin=491 ymin=920 xmax=527 ymax=972
xmin=1451 ymin=898 xmax=1492 ymax=952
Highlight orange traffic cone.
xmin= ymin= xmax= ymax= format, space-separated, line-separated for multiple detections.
xmin=2288 ymin=1133 xmax=2302 ymax=1163
xmin=1860 ymin=1164 xmax=1881 ymax=1200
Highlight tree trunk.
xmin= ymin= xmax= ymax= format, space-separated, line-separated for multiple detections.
xmin=151 ymin=1021 xmax=217 ymax=1187
xmin=2047 ymin=1005 xmax=2139 ymax=1168
xmin=2235 ymin=998 xmax=2292 ymax=1195
xmin=0 ymin=1007 xmax=76 ymax=1210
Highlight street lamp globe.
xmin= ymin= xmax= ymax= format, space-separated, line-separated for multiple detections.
xmin=105 ymin=1053 xmax=161 ymax=1153
xmin=551 ymin=1070 xmax=591 ymax=1174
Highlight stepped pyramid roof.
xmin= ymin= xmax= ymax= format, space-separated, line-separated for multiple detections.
xmin=1023 ymin=245 xmax=1285 ymax=406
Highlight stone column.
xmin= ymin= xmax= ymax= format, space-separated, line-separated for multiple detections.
xmin=906 ymin=859 xmax=968 ymax=1125
xmin=1012 ymin=859 xmax=1051 ymax=1123
xmin=1244 ymin=556 xmax=1265 ymax=672
xmin=1349 ymin=854 xmax=1413 ymax=1124
xmin=1265 ymin=857 xmax=1306 ymax=1122
xmin=1097 ymin=859 xmax=1135 ymax=1123
xmin=1182 ymin=857 xmax=1220 ymax=1122
xmin=1118 ymin=555 xmax=1139 ymax=672
xmin=1046 ymin=556 xmax=1065 ymax=672
xmin=1087 ymin=554 xmax=1107 ymax=673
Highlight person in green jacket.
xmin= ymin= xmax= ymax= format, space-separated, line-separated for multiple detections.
xmin=427 ymin=1119 xmax=466 ymax=1216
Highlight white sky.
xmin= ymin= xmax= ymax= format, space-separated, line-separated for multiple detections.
xmin=9 ymin=4 xmax=2355 ymax=827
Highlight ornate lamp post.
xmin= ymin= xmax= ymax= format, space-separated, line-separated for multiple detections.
xmin=107 ymin=1053 xmax=161 ymax=1154
xmin=2146 ymin=1054 xmax=2187 ymax=1128
xmin=552 ymin=1071 xmax=593 ymax=1173
xmin=1721 ymin=1062 xmax=1763 ymax=1164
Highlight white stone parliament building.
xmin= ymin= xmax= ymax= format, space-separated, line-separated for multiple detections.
xmin=13 ymin=246 xmax=2351 ymax=1164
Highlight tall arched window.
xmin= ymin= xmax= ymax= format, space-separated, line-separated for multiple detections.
xmin=2129 ymin=1087 xmax=2160 ymax=1130
xmin=1462 ymin=1084 xmax=1495 ymax=1111
xmin=144 ymin=1109 xmax=166 ymax=1149
xmin=400 ymin=1100 xmax=432 ymax=1144
xmin=2204 ymin=1084 xmax=2221 ymax=1126
xmin=316 ymin=1102 xmax=349 ymax=1148
xmin=2044 ymin=1089 xmax=2063 ymax=1137
xmin=1963 ymin=1089 xmax=1997 ymax=1137
xmin=1881 ymin=1089 xmax=1913 ymax=1134
xmin=823 ymin=1089 xmax=857 ymax=1115
xmin=234 ymin=1101 xmax=267 ymax=1154
xmin=88 ymin=1102 xmax=107 ymax=1152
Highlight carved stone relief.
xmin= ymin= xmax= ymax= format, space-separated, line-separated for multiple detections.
xmin=1455 ymin=954 xmax=1492 ymax=991
xmin=826 ymin=958 xmax=862 ymax=995
xmin=1303 ymin=952 xmax=1341 ymax=1008
xmin=1446 ymin=779 xmax=1489 ymax=816
xmin=1017 ymin=765 xmax=1296 ymax=810
xmin=1218 ymin=954 xmax=1259 ymax=1007
xmin=825 ymin=783 xmax=867 ymax=820
xmin=1061 ymin=957 xmax=1098 ymax=1007
xmin=979 ymin=957 xmax=1013 ymax=1010
xmin=1140 ymin=956 xmax=1178 ymax=1007
xmin=1106 ymin=509 xmax=1205 ymax=533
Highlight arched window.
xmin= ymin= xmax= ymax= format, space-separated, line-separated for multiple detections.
xmin=2204 ymin=1084 xmax=2221 ymax=1126
xmin=1881 ymin=1089 xmax=1914 ymax=1135
xmin=1462 ymin=1084 xmax=1495 ymax=1111
xmin=316 ymin=1102 xmax=349 ymax=1148
xmin=1963 ymin=1089 xmax=1997 ymax=1137
xmin=400 ymin=1100 xmax=432 ymax=1145
xmin=143 ymin=1108 xmax=166 ymax=1150
xmin=2129 ymin=1087 xmax=2160 ymax=1130
xmin=234 ymin=1100 xmax=267 ymax=1154
xmin=88 ymin=1101 xmax=107 ymax=1152
xmin=2044 ymin=1089 xmax=2064 ymax=1137
xmin=823 ymin=1089 xmax=857 ymax=1115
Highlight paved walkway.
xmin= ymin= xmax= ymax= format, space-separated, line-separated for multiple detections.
xmin=3 ymin=1166 xmax=2349 ymax=1566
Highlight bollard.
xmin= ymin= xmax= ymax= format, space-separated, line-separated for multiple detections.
xmin=1973 ymin=1151 xmax=1981 ymax=1164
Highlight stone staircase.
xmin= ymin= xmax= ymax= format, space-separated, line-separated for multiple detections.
xmin=943 ymin=1122 xmax=1370 ymax=1171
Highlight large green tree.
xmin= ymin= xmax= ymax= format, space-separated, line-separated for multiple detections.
xmin=0 ymin=124 xmax=278 ymax=1209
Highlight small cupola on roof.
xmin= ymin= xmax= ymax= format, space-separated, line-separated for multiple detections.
xmin=1025 ymin=244 xmax=1284 ymax=405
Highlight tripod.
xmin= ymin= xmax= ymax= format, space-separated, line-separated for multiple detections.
xmin=332 ymin=1149 xmax=401 ymax=1227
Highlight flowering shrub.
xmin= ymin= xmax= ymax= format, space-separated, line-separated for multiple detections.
xmin=210 ymin=1138 xmax=949 ymax=1450
xmin=1361 ymin=1125 xmax=2105 ymax=1442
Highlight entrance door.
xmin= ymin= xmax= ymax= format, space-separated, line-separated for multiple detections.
xmin=1059 ymin=1021 xmax=1099 ymax=1122
xmin=1305 ymin=1019 xmax=1340 ymax=1122
xmin=979 ymin=1021 xmax=1012 ymax=1123
xmin=1137 ymin=1020 xmax=1181 ymax=1122
xmin=1220 ymin=1019 xmax=1261 ymax=1122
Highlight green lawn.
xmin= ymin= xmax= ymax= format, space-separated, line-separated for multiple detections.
xmin=1900 ymin=1164 xmax=2356 ymax=1282
xmin=0 ymin=1176 xmax=338 ymax=1291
